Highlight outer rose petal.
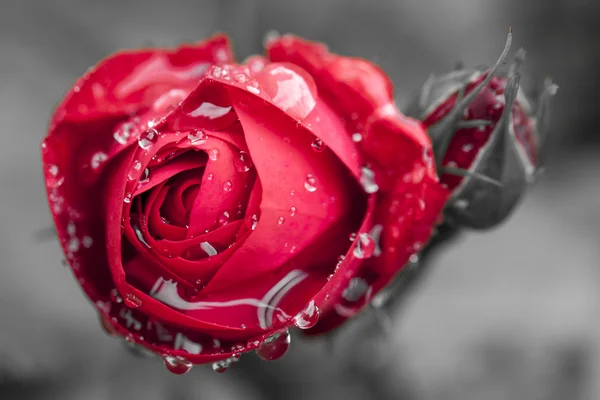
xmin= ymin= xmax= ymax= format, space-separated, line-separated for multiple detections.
xmin=265 ymin=35 xmax=449 ymax=333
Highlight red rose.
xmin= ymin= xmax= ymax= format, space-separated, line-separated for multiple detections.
xmin=42 ymin=34 xmax=447 ymax=373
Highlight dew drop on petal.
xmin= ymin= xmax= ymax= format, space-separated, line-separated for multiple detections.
xmin=235 ymin=74 xmax=249 ymax=83
xmin=114 ymin=122 xmax=134 ymax=144
xmin=46 ymin=165 xmax=64 ymax=188
xmin=289 ymin=206 xmax=296 ymax=216
xmin=217 ymin=211 xmax=230 ymax=226
xmin=360 ymin=166 xmax=379 ymax=194
xmin=138 ymin=128 xmax=158 ymax=150
xmin=124 ymin=293 xmax=142 ymax=309
xmin=304 ymin=174 xmax=317 ymax=192
xmin=123 ymin=192 xmax=132 ymax=203
xmin=208 ymin=148 xmax=220 ymax=161
xmin=352 ymin=133 xmax=363 ymax=142
xmin=249 ymin=214 xmax=258 ymax=230
xmin=353 ymin=233 xmax=376 ymax=259
xmin=246 ymin=86 xmax=260 ymax=95
xmin=461 ymin=143 xmax=473 ymax=152
xmin=188 ymin=129 xmax=208 ymax=145
xmin=163 ymin=355 xmax=193 ymax=375
xmin=255 ymin=330 xmax=291 ymax=361
xmin=110 ymin=288 xmax=123 ymax=304
xmin=349 ymin=232 xmax=357 ymax=242
xmin=139 ymin=168 xmax=150 ymax=184
xmin=234 ymin=151 xmax=253 ymax=172
xmin=222 ymin=181 xmax=233 ymax=192
xmin=293 ymin=300 xmax=319 ymax=329
xmin=90 ymin=152 xmax=108 ymax=169
xmin=311 ymin=138 xmax=325 ymax=152
xmin=290 ymin=189 xmax=295 ymax=196
xmin=277 ymin=216 xmax=285 ymax=225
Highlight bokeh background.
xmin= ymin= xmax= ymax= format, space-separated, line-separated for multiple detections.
xmin=1 ymin=0 xmax=599 ymax=399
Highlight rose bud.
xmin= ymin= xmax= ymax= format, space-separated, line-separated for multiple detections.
xmin=406 ymin=30 xmax=558 ymax=229
xmin=42 ymin=34 xmax=446 ymax=372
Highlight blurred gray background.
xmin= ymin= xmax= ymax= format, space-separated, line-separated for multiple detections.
xmin=1 ymin=0 xmax=599 ymax=399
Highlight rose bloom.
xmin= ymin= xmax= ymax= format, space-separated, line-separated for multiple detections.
xmin=41 ymin=34 xmax=447 ymax=373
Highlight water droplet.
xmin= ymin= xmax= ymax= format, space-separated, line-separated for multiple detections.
xmin=110 ymin=288 xmax=123 ymax=303
xmin=352 ymin=133 xmax=363 ymax=142
xmin=163 ymin=355 xmax=193 ymax=375
xmin=222 ymin=181 xmax=233 ymax=192
xmin=360 ymin=166 xmax=379 ymax=194
xmin=311 ymin=138 xmax=325 ymax=152
xmin=212 ymin=359 xmax=230 ymax=373
xmin=188 ymin=129 xmax=208 ymax=145
xmin=335 ymin=255 xmax=345 ymax=269
xmin=235 ymin=74 xmax=249 ymax=83
xmin=139 ymin=168 xmax=150 ymax=184
xmin=247 ymin=86 xmax=260 ymax=95
xmin=289 ymin=206 xmax=296 ymax=216
xmin=304 ymin=174 xmax=317 ymax=192
xmin=206 ymin=173 xmax=214 ymax=181
xmin=290 ymin=189 xmax=295 ymax=196
xmin=114 ymin=122 xmax=134 ymax=144
xmin=255 ymin=330 xmax=291 ymax=361
xmin=217 ymin=211 xmax=230 ymax=226
xmin=454 ymin=199 xmax=469 ymax=209
xmin=46 ymin=165 xmax=64 ymax=188
xmin=249 ymin=214 xmax=258 ymax=230
xmin=234 ymin=151 xmax=253 ymax=172
xmin=342 ymin=278 xmax=369 ymax=302
xmin=353 ymin=233 xmax=376 ymax=259
xmin=138 ymin=128 xmax=158 ymax=150
xmin=208 ymin=148 xmax=220 ymax=161
xmin=91 ymin=152 xmax=108 ymax=169
xmin=124 ymin=192 xmax=132 ymax=203
xmin=124 ymin=293 xmax=142 ymax=308
xmin=293 ymin=300 xmax=319 ymax=329
xmin=349 ymin=232 xmax=357 ymax=242
xmin=277 ymin=216 xmax=285 ymax=225
xmin=461 ymin=143 xmax=473 ymax=152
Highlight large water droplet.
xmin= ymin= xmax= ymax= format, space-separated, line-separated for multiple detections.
xmin=222 ymin=181 xmax=233 ymax=192
xmin=208 ymin=148 xmax=220 ymax=161
xmin=293 ymin=300 xmax=319 ymax=329
xmin=124 ymin=293 xmax=142 ymax=308
xmin=311 ymin=138 xmax=325 ymax=152
xmin=234 ymin=151 xmax=253 ymax=172
xmin=246 ymin=86 xmax=261 ymax=95
xmin=353 ymin=232 xmax=376 ymax=259
xmin=138 ymin=128 xmax=158 ymax=150
xmin=304 ymin=174 xmax=317 ymax=192
xmin=255 ymin=330 xmax=291 ymax=361
xmin=360 ymin=166 xmax=379 ymax=194
xmin=163 ymin=355 xmax=193 ymax=375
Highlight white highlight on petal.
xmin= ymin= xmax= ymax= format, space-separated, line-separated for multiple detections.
xmin=149 ymin=270 xmax=307 ymax=329
xmin=189 ymin=102 xmax=232 ymax=119
xmin=269 ymin=66 xmax=316 ymax=117
xmin=200 ymin=241 xmax=218 ymax=256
